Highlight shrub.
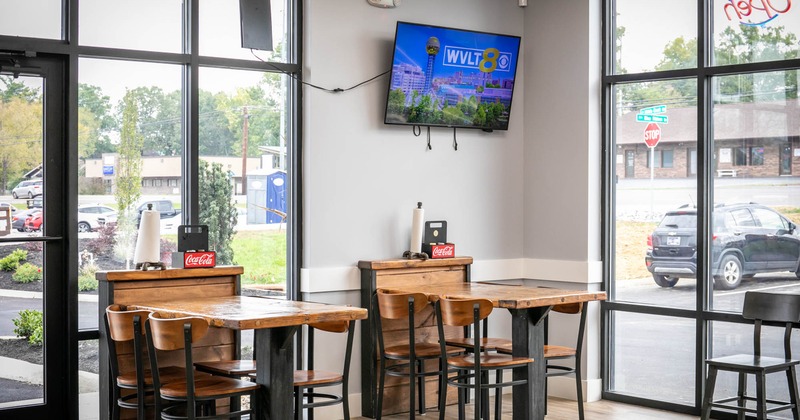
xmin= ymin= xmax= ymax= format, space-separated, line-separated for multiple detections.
xmin=78 ymin=263 xmax=99 ymax=292
xmin=85 ymin=222 xmax=117 ymax=256
xmin=23 ymin=240 xmax=42 ymax=253
xmin=13 ymin=309 xmax=43 ymax=346
xmin=13 ymin=263 xmax=42 ymax=283
xmin=0 ymin=249 xmax=27 ymax=271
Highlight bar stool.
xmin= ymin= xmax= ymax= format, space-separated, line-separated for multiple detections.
xmin=701 ymin=291 xmax=800 ymax=419
xmin=435 ymin=297 xmax=535 ymax=420
xmin=374 ymin=289 xmax=462 ymax=419
xmin=145 ymin=312 xmax=260 ymax=419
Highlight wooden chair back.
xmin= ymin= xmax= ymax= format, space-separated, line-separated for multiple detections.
xmin=106 ymin=304 xmax=151 ymax=342
xmin=552 ymin=302 xmax=583 ymax=315
xmin=438 ymin=298 xmax=493 ymax=327
xmin=309 ymin=320 xmax=350 ymax=334
xmin=742 ymin=291 xmax=800 ymax=358
xmin=147 ymin=312 xmax=209 ymax=351
xmin=376 ymin=289 xmax=429 ymax=319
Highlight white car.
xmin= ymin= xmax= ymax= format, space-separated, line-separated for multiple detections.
xmin=78 ymin=204 xmax=117 ymax=232
xmin=11 ymin=179 xmax=42 ymax=199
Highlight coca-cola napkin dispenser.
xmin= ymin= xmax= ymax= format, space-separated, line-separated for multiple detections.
xmin=172 ymin=225 xmax=217 ymax=268
xmin=422 ymin=221 xmax=455 ymax=259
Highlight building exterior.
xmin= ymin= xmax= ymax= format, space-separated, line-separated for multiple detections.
xmin=84 ymin=155 xmax=263 ymax=195
xmin=615 ymin=100 xmax=800 ymax=179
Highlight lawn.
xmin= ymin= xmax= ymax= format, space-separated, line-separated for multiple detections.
xmin=231 ymin=229 xmax=286 ymax=285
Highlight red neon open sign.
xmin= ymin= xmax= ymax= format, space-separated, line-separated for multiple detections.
xmin=723 ymin=0 xmax=792 ymax=26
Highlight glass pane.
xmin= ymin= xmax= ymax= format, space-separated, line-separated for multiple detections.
xmin=200 ymin=0 xmax=290 ymax=62
xmin=710 ymin=321 xmax=800 ymax=415
xmin=0 ymin=0 xmax=61 ymax=40
xmin=711 ymin=69 xmax=800 ymax=309
xmin=712 ymin=0 xmax=800 ymax=66
xmin=612 ymin=79 xmax=698 ymax=309
xmin=78 ymin=339 xmax=99 ymax=419
xmin=198 ymin=67 xmax=287 ymax=294
xmin=611 ymin=312 xmax=695 ymax=404
xmin=79 ymin=0 xmax=182 ymax=53
xmin=78 ymin=58 xmax=183 ymax=329
xmin=613 ymin=0 xmax=697 ymax=74
xmin=0 ymin=243 xmax=45 ymax=407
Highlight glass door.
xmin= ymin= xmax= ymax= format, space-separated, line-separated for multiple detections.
xmin=0 ymin=55 xmax=71 ymax=418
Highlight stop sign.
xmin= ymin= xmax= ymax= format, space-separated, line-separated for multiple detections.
xmin=644 ymin=123 xmax=661 ymax=148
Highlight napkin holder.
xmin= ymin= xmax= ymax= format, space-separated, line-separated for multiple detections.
xmin=172 ymin=225 xmax=217 ymax=269
xmin=421 ymin=220 xmax=455 ymax=259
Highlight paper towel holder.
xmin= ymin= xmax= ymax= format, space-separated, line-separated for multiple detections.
xmin=402 ymin=201 xmax=429 ymax=260
xmin=135 ymin=203 xmax=167 ymax=271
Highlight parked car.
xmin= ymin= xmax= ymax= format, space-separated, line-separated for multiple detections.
xmin=23 ymin=210 xmax=43 ymax=232
xmin=78 ymin=204 xmax=117 ymax=232
xmin=645 ymin=203 xmax=800 ymax=290
xmin=11 ymin=179 xmax=42 ymax=199
xmin=12 ymin=208 xmax=39 ymax=232
xmin=26 ymin=195 xmax=43 ymax=209
xmin=135 ymin=200 xmax=180 ymax=226
xmin=0 ymin=202 xmax=19 ymax=214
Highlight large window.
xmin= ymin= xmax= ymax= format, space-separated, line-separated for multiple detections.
xmin=606 ymin=0 xmax=799 ymax=414
xmin=0 ymin=1 xmax=300 ymax=418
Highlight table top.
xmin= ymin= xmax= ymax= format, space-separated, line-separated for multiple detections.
xmin=378 ymin=282 xmax=606 ymax=309
xmin=128 ymin=295 xmax=368 ymax=330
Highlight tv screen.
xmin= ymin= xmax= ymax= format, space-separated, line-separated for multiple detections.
xmin=384 ymin=21 xmax=521 ymax=131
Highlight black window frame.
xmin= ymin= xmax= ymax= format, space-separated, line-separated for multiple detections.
xmin=602 ymin=0 xmax=800 ymax=416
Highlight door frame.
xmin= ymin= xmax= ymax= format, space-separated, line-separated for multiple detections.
xmin=0 ymin=53 xmax=77 ymax=419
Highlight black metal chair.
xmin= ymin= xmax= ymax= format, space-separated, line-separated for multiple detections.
xmin=373 ymin=289 xmax=462 ymax=419
xmin=145 ymin=312 xmax=260 ymax=420
xmin=292 ymin=320 xmax=356 ymax=420
xmin=105 ymin=304 xmax=187 ymax=420
xmin=701 ymin=291 xmax=800 ymax=420
xmin=435 ymin=297 xmax=535 ymax=420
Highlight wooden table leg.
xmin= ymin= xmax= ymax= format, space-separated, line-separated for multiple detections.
xmin=510 ymin=307 xmax=550 ymax=420
xmin=254 ymin=326 xmax=298 ymax=420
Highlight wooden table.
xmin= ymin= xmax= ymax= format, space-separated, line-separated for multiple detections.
xmin=129 ymin=295 xmax=368 ymax=420
xmin=378 ymin=282 xmax=606 ymax=420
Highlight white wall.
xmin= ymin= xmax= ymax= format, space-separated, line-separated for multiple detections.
xmin=303 ymin=0 xmax=526 ymax=293
xmin=302 ymin=0 xmax=602 ymax=416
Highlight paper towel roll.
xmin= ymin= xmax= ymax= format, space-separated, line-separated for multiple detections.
xmin=134 ymin=208 xmax=161 ymax=264
xmin=410 ymin=202 xmax=424 ymax=254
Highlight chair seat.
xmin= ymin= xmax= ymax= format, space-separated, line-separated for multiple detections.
xmin=707 ymin=354 xmax=800 ymax=372
xmin=116 ymin=365 xmax=188 ymax=387
xmin=160 ymin=376 xmax=260 ymax=399
xmin=294 ymin=369 xmax=343 ymax=387
xmin=496 ymin=343 xmax=577 ymax=359
xmin=194 ymin=359 xmax=256 ymax=377
xmin=445 ymin=337 xmax=512 ymax=351
xmin=447 ymin=353 xmax=534 ymax=369
xmin=384 ymin=342 xmax=462 ymax=358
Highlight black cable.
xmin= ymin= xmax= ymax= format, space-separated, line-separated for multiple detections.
xmin=251 ymin=49 xmax=389 ymax=93
xmin=427 ymin=127 xmax=432 ymax=150
xmin=453 ymin=128 xmax=458 ymax=151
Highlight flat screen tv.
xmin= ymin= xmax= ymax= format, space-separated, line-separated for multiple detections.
xmin=384 ymin=21 xmax=521 ymax=131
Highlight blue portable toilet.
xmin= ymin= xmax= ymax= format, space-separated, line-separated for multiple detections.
xmin=246 ymin=169 xmax=287 ymax=225
xmin=265 ymin=171 xmax=286 ymax=223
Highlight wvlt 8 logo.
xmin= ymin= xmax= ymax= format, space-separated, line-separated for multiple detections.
xmin=443 ymin=46 xmax=513 ymax=73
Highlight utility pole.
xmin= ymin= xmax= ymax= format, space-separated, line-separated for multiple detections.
xmin=241 ymin=106 xmax=249 ymax=195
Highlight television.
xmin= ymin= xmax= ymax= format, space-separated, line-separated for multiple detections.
xmin=384 ymin=21 xmax=521 ymax=131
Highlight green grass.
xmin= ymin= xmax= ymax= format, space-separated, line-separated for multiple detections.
xmin=231 ymin=230 xmax=286 ymax=285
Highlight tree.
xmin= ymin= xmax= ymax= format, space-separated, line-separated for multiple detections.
xmin=119 ymin=87 xmax=181 ymax=157
xmin=198 ymin=90 xmax=237 ymax=156
xmin=0 ymin=98 xmax=42 ymax=191
xmin=198 ymin=160 xmax=237 ymax=265
xmin=79 ymin=83 xmax=117 ymax=157
xmin=0 ymin=76 xmax=40 ymax=103
xmin=114 ymin=90 xmax=144 ymax=268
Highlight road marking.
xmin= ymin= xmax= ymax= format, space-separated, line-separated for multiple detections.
xmin=716 ymin=283 xmax=800 ymax=297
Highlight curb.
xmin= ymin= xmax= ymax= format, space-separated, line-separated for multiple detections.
xmin=0 ymin=288 xmax=98 ymax=302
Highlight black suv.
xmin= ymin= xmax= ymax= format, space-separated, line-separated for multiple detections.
xmin=645 ymin=203 xmax=800 ymax=290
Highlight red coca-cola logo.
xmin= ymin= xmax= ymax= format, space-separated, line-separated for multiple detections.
xmin=184 ymin=252 xmax=216 ymax=268
xmin=431 ymin=245 xmax=455 ymax=258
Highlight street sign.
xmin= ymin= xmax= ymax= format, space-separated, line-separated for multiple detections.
xmin=636 ymin=114 xmax=669 ymax=123
xmin=644 ymin=123 xmax=661 ymax=148
xmin=639 ymin=105 xmax=667 ymax=115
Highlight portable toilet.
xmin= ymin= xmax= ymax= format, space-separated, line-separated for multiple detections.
xmin=246 ymin=169 xmax=287 ymax=224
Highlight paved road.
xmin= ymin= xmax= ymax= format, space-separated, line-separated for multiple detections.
xmin=0 ymin=294 xmax=98 ymax=336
